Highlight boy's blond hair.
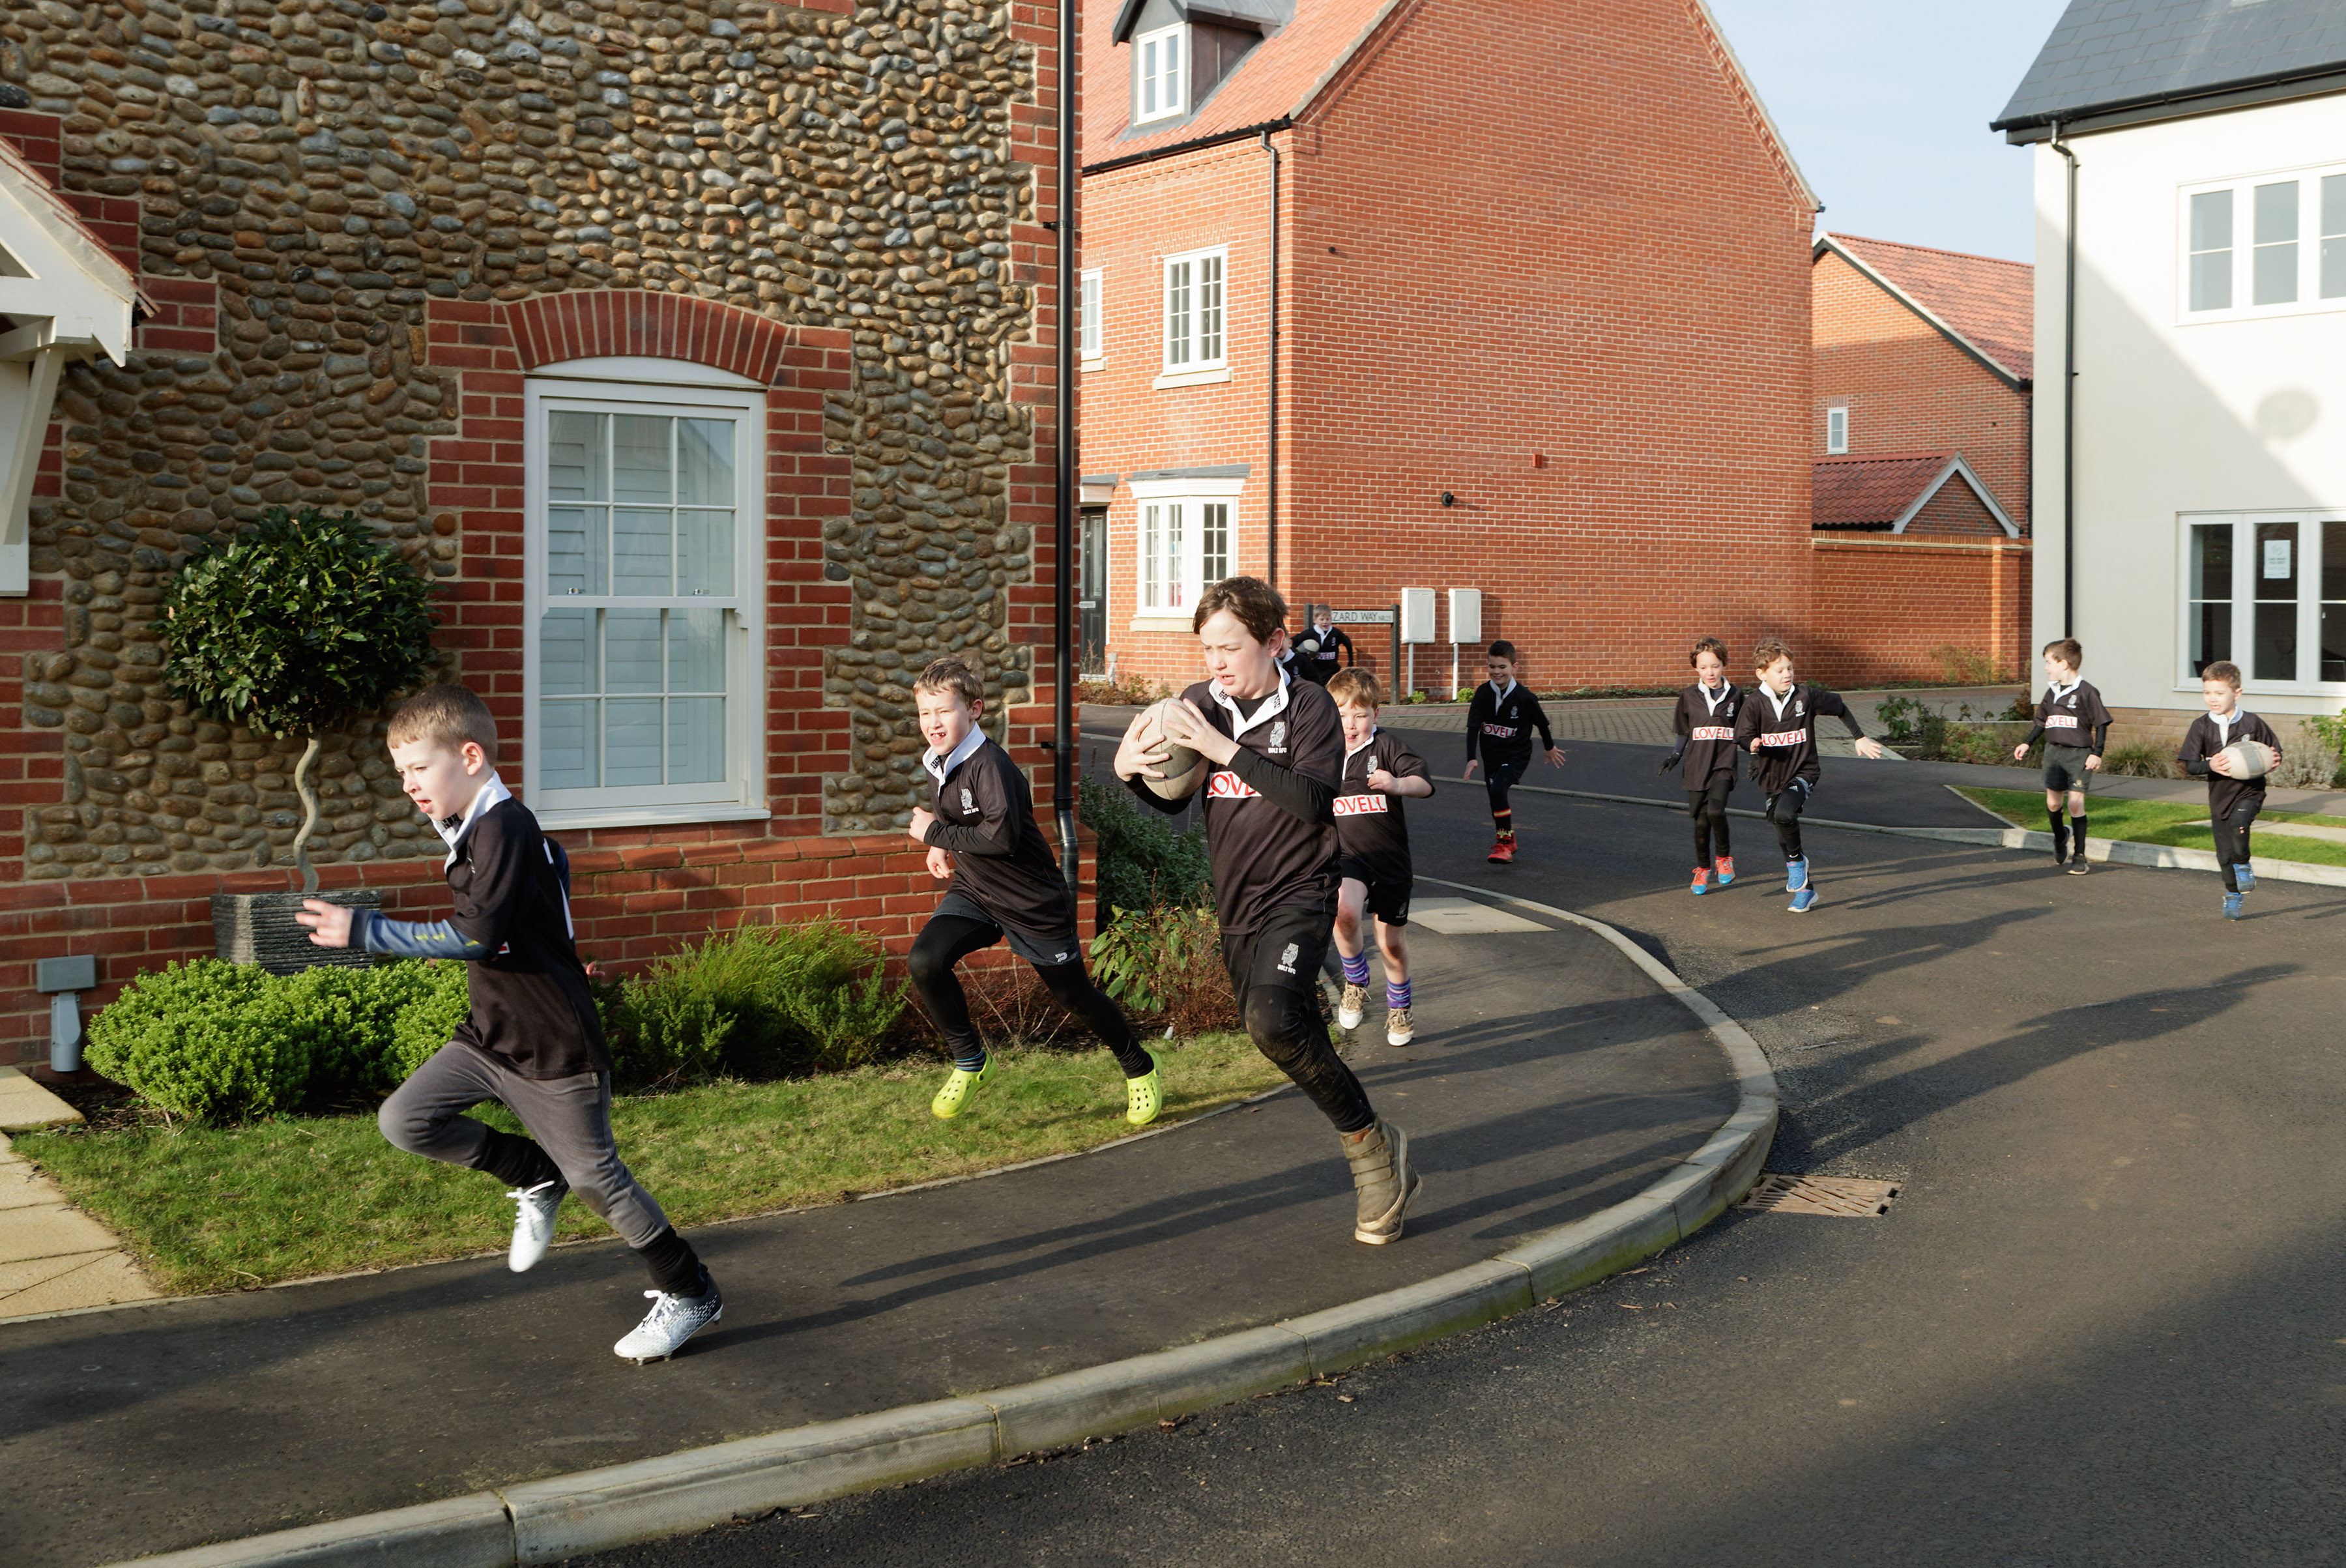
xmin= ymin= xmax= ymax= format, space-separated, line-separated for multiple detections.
xmin=1326 ymin=669 xmax=1385 ymax=709
xmin=388 ymin=684 xmax=497 ymax=758
xmin=2201 ymin=660 xmax=2242 ymax=690
xmin=1751 ymin=637 xmax=1795 ymax=672
xmin=913 ymin=654 xmax=985 ymax=707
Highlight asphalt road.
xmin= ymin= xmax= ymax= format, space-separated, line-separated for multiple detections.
xmin=575 ymin=738 xmax=2346 ymax=1566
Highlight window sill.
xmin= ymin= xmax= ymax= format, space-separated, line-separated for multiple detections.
xmin=1153 ymin=365 xmax=1230 ymax=390
xmin=1128 ymin=615 xmax=1195 ymax=634
xmin=531 ymin=804 xmax=774 ymax=833
xmin=1080 ymin=355 xmax=1105 ymax=373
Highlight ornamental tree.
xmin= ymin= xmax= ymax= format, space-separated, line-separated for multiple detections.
xmin=153 ymin=506 xmax=441 ymax=890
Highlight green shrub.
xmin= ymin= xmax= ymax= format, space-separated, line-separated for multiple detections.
xmin=1089 ymin=905 xmax=1238 ymax=1035
xmin=1079 ymin=774 xmax=1212 ymax=912
xmin=2100 ymin=741 xmax=2179 ymax=779
xmin=1929 ymin=645 xmax=2004 ymax=686
xmin=86 ymin=960 xmax=304 ymax=1123
xmin=606 ymin=921 xmax=906 ymax=1090
xmin=380 ymin=959 xmax=473 ymax=1084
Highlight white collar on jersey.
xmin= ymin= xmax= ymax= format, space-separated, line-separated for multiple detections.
xmin=1489 ymin=678 xmax=1516 ymax=703
xmin=2048 ymin=679 xmax=2080 ymax=703
xmin=1209 ymin=669 xmax=1293 ymax=738
xmin=2211 ymin=706 xmax=2244 ymax=736
xmin=921 ymin=723 xmax=988 ymax=787
xmin=1761 ymin=684 xmax=1800 ymax=719
xmin=434 ymin=771 xmax=514 ymax=864
xmin=1343 ymin=724 xmax=1382 ymax=766
xmin=1698 ymin=681 xmax=1735 ymax=715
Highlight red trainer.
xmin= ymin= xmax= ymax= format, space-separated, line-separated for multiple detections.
xmin=1486 ymin=838 xmax=1516 ymax=864
xmin=1715 ymin=855 xmax=1736 ymax=886
xmin=1690 ymin=867 xmax=1711 ymax=894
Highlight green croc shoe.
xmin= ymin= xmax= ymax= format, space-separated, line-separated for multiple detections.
xmin=1125 ymin=1047 xmax=1165 ymax=1127
xmin=931 ymin=1058 xmax=993 ymax=1120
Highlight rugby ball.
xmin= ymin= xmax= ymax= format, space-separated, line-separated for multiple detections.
xmin=1296 ymin=637 xmax=1321 ymax=655
xmin=2218 ymin=739 xmax=2276 ymax=779
xmin=1135 ymin=697 xmax=1205 ymax=801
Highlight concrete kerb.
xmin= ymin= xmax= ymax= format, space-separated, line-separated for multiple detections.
xmin=106 ymin=897 xmax=1778 ymax=1568
xmin=1456 ymin=776 xmax=2346 ymax=890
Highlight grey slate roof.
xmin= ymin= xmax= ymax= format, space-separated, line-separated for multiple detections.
xmin=1993 ymin=0 xmax=2346 ymax=130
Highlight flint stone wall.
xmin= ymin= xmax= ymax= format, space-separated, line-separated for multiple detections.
xmin=0 ymin=0 xmax=1047 ymax=880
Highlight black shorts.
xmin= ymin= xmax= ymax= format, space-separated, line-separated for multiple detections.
xmin=1221 ymin=905 xmax=1335 ymax=1022
xmin=2042 ymin=745 xmax=2094 ymax=794
xmin=1337 ymin=858 xmax=1412 ymax=927
xmin=931 ymin=889 xmax=1084 ymax=970
xmin=1483 ymin=756 xmax=1527 ymax=808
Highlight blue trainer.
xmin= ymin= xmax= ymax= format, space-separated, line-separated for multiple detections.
xmin=1786 ymin=858 xmax=1810 ymax=893
xmin=2236 ymin=865 xmax=2256 ymax=893
xmin=1789 ymin=886 xmax=1818 ymax=913
xmin=2222 ymin=892 xmax=2244 ymax=920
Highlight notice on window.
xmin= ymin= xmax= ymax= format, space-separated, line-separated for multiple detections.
xmin=2265 ymin=538 xmax=2293 ymax=579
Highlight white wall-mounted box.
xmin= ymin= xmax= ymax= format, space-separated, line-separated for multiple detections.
xmin=1447 ymin=588 xmax=1483 ymax=646
xmin=1400 ymin=588 xmax=1436 ymax=645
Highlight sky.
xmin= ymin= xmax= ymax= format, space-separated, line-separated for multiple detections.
xmin=1707 ymin=0 xmax=2077 ymax=263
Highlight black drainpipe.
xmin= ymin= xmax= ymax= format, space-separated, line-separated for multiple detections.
xmin=2051 ymin=119 xmax=2078 ymax=639
xmin=1259 ymin=128 xmax=1281 ymax=594
xmin=1052 ymin=0 xmax=1078 ymax=894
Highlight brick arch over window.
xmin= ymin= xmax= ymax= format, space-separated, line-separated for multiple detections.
xmin=502 ymin=291 xmax=809 ymax=386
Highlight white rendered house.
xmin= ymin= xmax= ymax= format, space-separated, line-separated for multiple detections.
xmin=1996 ymin=0 xmax=2346 ymax=745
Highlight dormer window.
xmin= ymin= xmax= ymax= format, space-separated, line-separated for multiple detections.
xmin=1136 ymin=23 xmax=1186 ymax=122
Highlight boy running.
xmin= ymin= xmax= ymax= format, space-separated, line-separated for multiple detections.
xmin=1116 ymin=577 xmax=1421 ymax=1245
xmin=2177 ymin=660 xmax=2282 ymax=920
xmin=1325 ymin=669 xmax=1434 ymax=1047
xmin=1297 ymin=609 xmax=1354 ymax=687
xmin=296 ymin=686 xmax=722 ymax=1365
xmin=1462 ymin=640 xmax=1565 ymax=864
xmin=1661 ymin=636 xmax=1743 ymax=895
xmin=904 ymin=655 xmax=1163 ymax=1124
xmin=2012 ymin=637 xmax=2113 ymax=874
xmin=1731 ymin=639 xmax=1885 ymax=912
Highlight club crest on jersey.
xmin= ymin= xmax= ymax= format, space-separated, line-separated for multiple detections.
xmin=959 ymin=787 xmax=975 ymax=812
xmin=1277 ymin=942 xmax=1299 ymax=974
xmin=1205 ymin=770 xmax=1260 ymax=800
xmin=1268 ymin=720 xmax=1286 ymax=751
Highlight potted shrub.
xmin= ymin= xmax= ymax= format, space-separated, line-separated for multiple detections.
xmin=153 ymin=506 xmax=440 ymax=973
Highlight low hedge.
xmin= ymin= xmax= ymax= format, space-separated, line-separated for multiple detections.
xmin=87 ymin=920 xmax=908 ymax=1125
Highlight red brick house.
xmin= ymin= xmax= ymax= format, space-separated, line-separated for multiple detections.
xmin=0 ymin=0 xmax=1075 ymax=1065
xmin=1808 ymin=233 xmax=2034 ymax=683
xmin=1074 ymin=0 xmax=1820 ymax=693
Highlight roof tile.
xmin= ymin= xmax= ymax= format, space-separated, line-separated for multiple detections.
xmin=1812 ymin=452 xmax=1957 ymax=530
xmin=1827 ymin=233 xmax=2034 ymax=383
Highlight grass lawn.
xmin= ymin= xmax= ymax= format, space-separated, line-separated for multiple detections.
xmin=19 ymin=1034 xmax=1292 ymax=1295
xmin=1958 ymin=787 xmax=2346 ymax=866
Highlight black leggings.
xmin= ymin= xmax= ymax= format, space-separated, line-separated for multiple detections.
xmin=908 ymin=916 xmax=1153 ymax=1077
xmin=1687 ymin=777 xmax=1732 ymax=867
xmin=1766 ymin=776 xmax=1812 ymax=863
xmin=1484 ymin=757 xmax=1526 ymax=822
xmin=2213 ymin=798 xmax=2260 ymax=892
xmin=1223 ymin=908 xmax=1374 ymax=1135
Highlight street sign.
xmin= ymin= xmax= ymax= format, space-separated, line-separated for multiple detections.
xmin=1329 ymin=609 xmax=1394 ymax=624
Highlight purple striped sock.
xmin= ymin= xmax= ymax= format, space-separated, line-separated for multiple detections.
xmin=1386 ymin=979 xmax=1411 ymax=1010
xmin=1341 ymin=951 xmax=1371 ymax=986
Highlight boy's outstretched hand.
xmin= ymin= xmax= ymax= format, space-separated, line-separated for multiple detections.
xmin=1544 ymin=746 xmax=1567 ymax=768
xmin=295 ymin=899 xmax=352 ymax=949
xmin=1855 ymin=738 xmax=1887 ymax=761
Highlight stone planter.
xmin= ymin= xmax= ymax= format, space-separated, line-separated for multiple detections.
xmin=212 ymin=891 xmax=381 ymax=976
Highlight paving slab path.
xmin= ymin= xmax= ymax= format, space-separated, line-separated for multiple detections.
xmin=0 ymin=899 xmax=1735 ymax=1568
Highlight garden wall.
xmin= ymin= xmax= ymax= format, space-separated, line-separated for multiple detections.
xmin=1805 ymin=533 xmax=2031 ymax=688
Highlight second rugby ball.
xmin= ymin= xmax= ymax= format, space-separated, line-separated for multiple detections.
xmin=2218 ymin=739 xmax=2275 ymax=778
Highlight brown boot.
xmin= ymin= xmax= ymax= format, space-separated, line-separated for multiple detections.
xmin=1341 ymin=1118 xmax=1421 ymax=1245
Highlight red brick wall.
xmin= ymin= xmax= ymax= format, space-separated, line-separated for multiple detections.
xmin=1807 ymin=534 xmax=2031 ymax=686
xmin=1080 ymin=0 xmax=1820 ymax=692
xmin=1906 ymin=475 xmax=2009 ymax=538
xmin=1814 ymin=249 xmax=2030 ymax=529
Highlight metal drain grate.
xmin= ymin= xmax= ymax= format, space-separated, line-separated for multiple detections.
xmin=1737 ymin=1173 xmax=1902 ymax=1217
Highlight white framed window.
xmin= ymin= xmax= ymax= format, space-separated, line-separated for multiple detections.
xmin=1135 ymin=23 xmax=1186 ymax=123
xmin=1825 ymin=406 xmax=1849 ymax=454
xmin=523 ymin=365 xmax=768 ymax=831
xmin=1157 ymin=244 xmax=1228 ymax=388
xmin=1129 ymin=476 xmax=1241 ymax=621
xmin=2179 ymin=162 xmax=2346 ymax=322
xmin=1079 ymin=267 xmax=1103 ymax=367
xmin=2177 ymin=510 xmax=2346 ymax=691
